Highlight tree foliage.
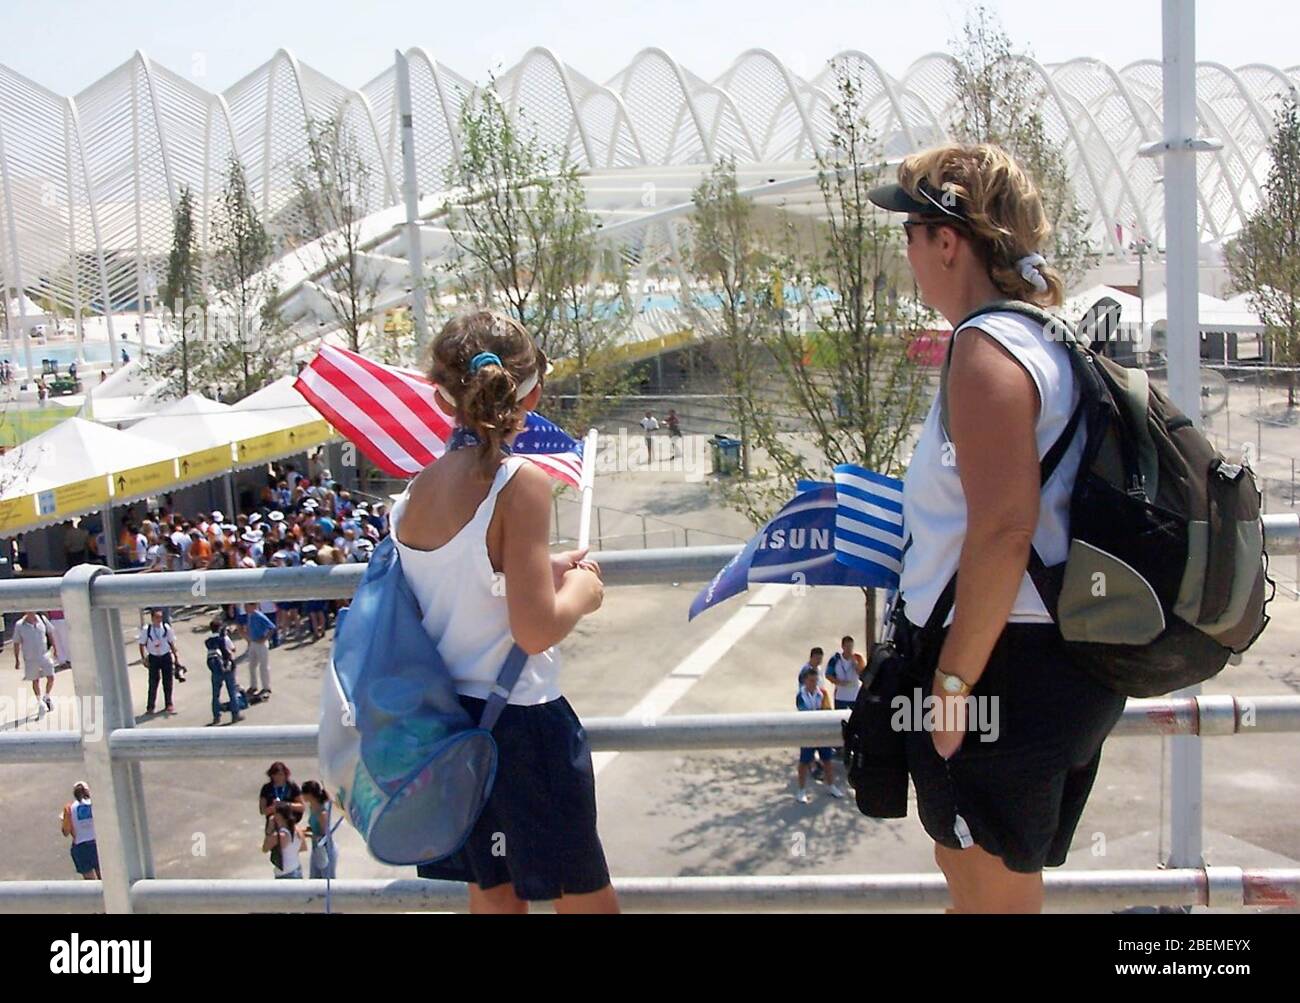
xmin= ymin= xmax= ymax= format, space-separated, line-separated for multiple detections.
xmin=442 ymin=84 xmax=631 ymax=433
xmin=161 ymin=184 xmax=199 ymax=394
xmin=212 ymin=155 xmax=275 ymax=396
xmin=687 ymin=156 xmax=769 ymax=487
xmin=144 ymin=165 xmax=293 ymax=402
xmin=688 ymin=61 xmax=932 ymax=525
xmin=290 ymin=114 xmax=380 ymax=352
xmin=949 ymin=4 xmax=1097 ymax=287
xmin=1227 ymin=97 xmax=1300 ymax=406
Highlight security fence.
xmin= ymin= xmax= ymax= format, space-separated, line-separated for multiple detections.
xmin=0 ymin=514 xmax=1297 ymax=913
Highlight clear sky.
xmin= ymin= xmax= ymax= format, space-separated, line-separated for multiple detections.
xmin=1 ymin=0 xmax=1296 ymax=95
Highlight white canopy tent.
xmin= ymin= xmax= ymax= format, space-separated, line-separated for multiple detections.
xmin=228 ymin=375 xmax=339 ymax=474
xmin=1140 ymin=289 xmax=1264 ymax=333
xmin=0 ymin=416 xmax=184 ymax=543
xmin=230 ymin=374 xmax=322 ymax=429
xmin=1062 ymin=284 xmax=1145 ymax=325
xmin=126 ymin=394 xmax=281 ymax=485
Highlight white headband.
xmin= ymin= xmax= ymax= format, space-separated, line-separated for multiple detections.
xmin=1016 ymin=253 xmax=1049 ymax=293
xmin=435 ymin=367 xmax=540 ymax=407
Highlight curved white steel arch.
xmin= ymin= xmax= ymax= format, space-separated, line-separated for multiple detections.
xmin=1 ymin=46 xmax=1296 ymax=342
xmin=829 ymin=50 xmax=922 ymax=152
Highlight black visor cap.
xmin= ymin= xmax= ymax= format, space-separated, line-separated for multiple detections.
xmin=867 ymin=177 xmax=966 ymax=221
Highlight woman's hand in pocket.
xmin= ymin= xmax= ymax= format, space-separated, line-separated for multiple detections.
xmin=930 ymin=684 xmax=968 ymax=760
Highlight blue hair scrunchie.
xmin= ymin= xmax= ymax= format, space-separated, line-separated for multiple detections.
xmin=468 ymin=351 xmax=502 ymax=374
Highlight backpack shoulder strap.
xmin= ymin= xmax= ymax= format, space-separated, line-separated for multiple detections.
xmin=477 ymin=645 xmax=530 ymax=732
xmin=923 ymin=395 xmax=1083 ymax=635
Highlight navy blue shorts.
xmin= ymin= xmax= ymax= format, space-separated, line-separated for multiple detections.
xmin=70 ymin=840 xmax=99 ymax=875
xmin=416 ymin=695 xmax=611 ymax=902
xmin=799 ymin=746 xmax=834 ymax=764
xmin=903 ymin=623 xmax=1126 ymax=873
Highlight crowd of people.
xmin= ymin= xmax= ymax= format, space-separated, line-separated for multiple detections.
xmin=112 ymin=460 xmax=391 ymax=722
xmin=110 ymin=464 xmax=388 ymax=575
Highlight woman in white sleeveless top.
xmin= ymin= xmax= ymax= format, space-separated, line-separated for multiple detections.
xmin=868 ymin=145 xmax=1126 ymax=913
xmin=392 ymin=311 xmax=616 ymax=915
xmin=61 ymin=781 xmax=100 ymax=879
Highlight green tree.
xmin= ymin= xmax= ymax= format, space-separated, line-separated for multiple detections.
xmin=687 ymin=156 xmax=770 ymax=484
xmin=949 ymin=4 xmax=1097 ymax=287
xmin=1227 ymin=97 xmax=1300 ymax=407
xmin=290 ymin=114 xmax=380 ymax=352
xmin=693 ymin=61 xmax=932 ymax=640
xmin=443 ymin=84 xmax=631 ymax=433
xmin=161 ymin=184 xmax=199 ymax=394
xmin=213 ymin=155 xmax=273 ymax=396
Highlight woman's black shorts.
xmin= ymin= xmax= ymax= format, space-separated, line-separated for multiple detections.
xmin=416 ymin=694 xmax=611 ymax=901
xmin=902 ymin=621 xmax=1126 ymax=874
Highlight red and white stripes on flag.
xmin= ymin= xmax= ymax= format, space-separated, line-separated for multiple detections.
xmin=295 ymin=345 xmax=453 ymax=476
xmin=293 ymin=344 xmax=585 ymax=489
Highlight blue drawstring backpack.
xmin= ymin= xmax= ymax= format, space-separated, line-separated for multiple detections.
xmin=319 ymin=535 xmax=527 ymax=866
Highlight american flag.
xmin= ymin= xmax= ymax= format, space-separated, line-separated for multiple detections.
xmin=294 ymin=344 xmax=586 ymax=489
xmin=831 ymin=462 xmax=905 ymax=584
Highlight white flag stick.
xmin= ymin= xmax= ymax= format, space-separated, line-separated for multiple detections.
xmin=577 ymin=428 xmax=599 ymax=551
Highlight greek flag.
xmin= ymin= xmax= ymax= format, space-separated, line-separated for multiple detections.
xmin=832 ymin=463 xmax=905 ymax=584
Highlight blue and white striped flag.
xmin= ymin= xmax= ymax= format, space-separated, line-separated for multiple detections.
xmin=832 ymin=463 xmax=905 ymax=585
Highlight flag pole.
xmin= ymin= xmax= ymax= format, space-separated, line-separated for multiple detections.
xmin=577 ymin=428 xmax=598 ymax=551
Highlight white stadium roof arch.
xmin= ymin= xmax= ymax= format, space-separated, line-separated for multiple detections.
xmin=2 ymin=47 xmax=1297 ymax=358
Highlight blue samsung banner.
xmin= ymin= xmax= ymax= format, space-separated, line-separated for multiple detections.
xmin=689 ymin=484 xmax=895 ymax=620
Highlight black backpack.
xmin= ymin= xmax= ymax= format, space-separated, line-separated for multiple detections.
xmin=205 ymin=634 xmax=231 ymax=674
xmin=934 ymin=300 xmax=1272 ymax=697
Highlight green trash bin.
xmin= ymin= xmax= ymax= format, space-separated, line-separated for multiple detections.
xmin=711 ymin=436 xmax=742 ymax=476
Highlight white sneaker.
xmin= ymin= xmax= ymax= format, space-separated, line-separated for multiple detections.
xmin=796 ymin=789 xmax=812 ymax=804
xmin=828 ymin=784 xmax=847 ymax=799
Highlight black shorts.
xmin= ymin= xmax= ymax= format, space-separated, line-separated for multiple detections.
xmin=902 ymin=621 xmax=1126 ymax=873
xmin=416 ymin=694 xmax=611 ymax=901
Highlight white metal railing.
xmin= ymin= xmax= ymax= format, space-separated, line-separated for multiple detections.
xmin=0 ymin=517 xmax=1297 ymax=914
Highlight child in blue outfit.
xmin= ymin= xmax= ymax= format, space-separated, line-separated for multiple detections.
xmin=795 ymin=666 xmax=845 ymax=803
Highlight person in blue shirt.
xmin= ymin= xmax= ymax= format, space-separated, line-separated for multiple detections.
xmin=243 ymin=603 xmax=275 ymax=700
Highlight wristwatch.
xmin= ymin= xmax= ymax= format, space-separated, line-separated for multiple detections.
xmin=935 ymin=669 xmax=972 ymax=697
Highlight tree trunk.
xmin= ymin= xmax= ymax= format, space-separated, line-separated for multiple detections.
xmin=863 ymin=587 xmax=878 ymax=656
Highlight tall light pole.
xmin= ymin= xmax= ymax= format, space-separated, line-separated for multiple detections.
xmin=1138 ymin=0 xmax=1224 ymax=872
xmin=395 ymin=50 xmax=429 ymax=354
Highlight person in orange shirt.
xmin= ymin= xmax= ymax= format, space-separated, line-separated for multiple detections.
xmin=188 ymin=529 xmax=212 ymax=569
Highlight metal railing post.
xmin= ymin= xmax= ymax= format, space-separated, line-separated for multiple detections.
xmin=60 ymin=564 xmax=154 ymax=913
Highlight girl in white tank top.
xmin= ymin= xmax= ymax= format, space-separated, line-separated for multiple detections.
xmin=391 ymin=454 xmax=563 ymax=704
xmin=399 ymin=311 xmax=617 ymax=914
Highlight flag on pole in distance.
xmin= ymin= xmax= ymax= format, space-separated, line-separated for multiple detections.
xmin=294 ymin=344 xmax=585 ymax=489
xmin=832 ymin=463 xmax=905 ymax=583
xmin=689 ymin=484 xmax=891 ymax=620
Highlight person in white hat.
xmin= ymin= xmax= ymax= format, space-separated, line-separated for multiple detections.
xmin=211 ymin=510 xmax=225 ymax=524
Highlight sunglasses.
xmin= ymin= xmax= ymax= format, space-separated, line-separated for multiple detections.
xmin=902 ymin=217 xmax=969 ymax=245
